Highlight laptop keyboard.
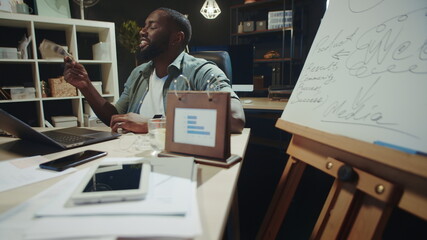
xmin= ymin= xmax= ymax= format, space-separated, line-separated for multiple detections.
xmin=44 ymin=131 xmax=92 ymax=144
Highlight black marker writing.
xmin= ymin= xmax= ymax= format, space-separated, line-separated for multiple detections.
xmin=348 ymin=0 xmax=385 ymax=13
xmin=315 ymin=28 xmax=359 ymax=54
xmin=346 ymin=7 xmax=427 ymax=78
xmin=322 ymin=78 xmax=395 ymax=126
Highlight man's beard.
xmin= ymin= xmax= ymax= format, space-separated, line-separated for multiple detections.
xmin=136 ymin=38 xmax=169 ymax=63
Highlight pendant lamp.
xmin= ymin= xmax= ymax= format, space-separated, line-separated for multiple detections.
xmin=200 ymin=0 xmax=221 ymax=19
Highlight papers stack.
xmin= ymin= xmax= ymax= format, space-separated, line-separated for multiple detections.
xmin=0 ymin=157 xmax=201 ymax=239
xmin=0 ymin=155 xmax=75 ymax=192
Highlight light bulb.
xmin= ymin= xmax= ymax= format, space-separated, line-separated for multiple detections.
xmin=200 ymin=0 xmax=221 ymax=19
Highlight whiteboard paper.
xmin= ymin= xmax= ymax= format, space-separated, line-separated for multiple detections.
xmin=281 ymin=0 xmax=427 ymax=153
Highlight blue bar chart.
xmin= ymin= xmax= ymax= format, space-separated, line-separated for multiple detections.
xmin=174 ymin=108 xmax=217 ymax=147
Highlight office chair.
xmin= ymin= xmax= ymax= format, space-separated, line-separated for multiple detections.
xmin=189 ymin=51 xmax=233 ymax=81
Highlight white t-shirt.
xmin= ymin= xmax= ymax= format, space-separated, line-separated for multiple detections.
xmin=139 ymin=70 xmax=167 ymax=118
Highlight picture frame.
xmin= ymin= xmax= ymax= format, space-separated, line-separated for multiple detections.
xmin=35 ymin=0 xmax=71 ymax=18
xmin=160 ymin=91 xmax=241 ymax=168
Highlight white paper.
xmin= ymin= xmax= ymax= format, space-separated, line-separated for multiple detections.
xmin=0 ymin=157 xmax=201 ymax=240
xmin=35 ymin=164 xmax=192 ymax=217
xmin=281 ymin=0 xmax=427 ymax=153
xmin=26 ymin=193 xmax=200 ymax=240
xmin=0 ymin=156 xmax=75 ymax=192
xmin=174 ymin=108 xmax=217 ymax=147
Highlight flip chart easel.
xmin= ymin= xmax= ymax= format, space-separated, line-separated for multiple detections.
xmin=160 ymin=91 xmax=241 ymax=168
xmin=258 ymin=0 xmax=427 ymax=238
xmin=257 ymin=119 xmax=427 ymax=239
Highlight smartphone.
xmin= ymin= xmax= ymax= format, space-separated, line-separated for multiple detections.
xmin=39 ymin=150 xmax=107 ymax=171
xmin=71 ymin=160 xmax=150 ymax=204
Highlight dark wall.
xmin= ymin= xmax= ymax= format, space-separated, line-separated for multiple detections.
xmin=58 ymin=0 xmax=324 ymax=94
xmin=22 ymin=0 xmax=325 ymax=94
xmin=68 ymin=0 xmax=233 ymax=93
xmin=302 ymin=0 xmax=327 ymax=58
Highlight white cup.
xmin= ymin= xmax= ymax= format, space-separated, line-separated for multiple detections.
xmin=148 ymin=118 xmax=166 ymax=154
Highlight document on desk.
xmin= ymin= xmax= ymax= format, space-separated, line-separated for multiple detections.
xmin=35 ymin=157 xmax=195 ymax=216
xmin=0 ymin=155 xmax=75 ymax=192
xmin=0 ymin=157 xmax=201 ymax=239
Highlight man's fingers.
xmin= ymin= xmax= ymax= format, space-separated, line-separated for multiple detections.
xmin=64 ymin=56 xmax=72 ymax=63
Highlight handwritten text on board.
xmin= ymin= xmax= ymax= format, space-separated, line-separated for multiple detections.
xmin=282 ymin=0 xmax=427 ymax=152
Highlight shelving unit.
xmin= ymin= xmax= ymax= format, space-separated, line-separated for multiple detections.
xmin=0 ymin=12 xmax=119 ymax=127
xmin=230 ymin=0 xmax=304 ymax=92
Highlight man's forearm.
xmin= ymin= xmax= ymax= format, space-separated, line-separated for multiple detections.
xmin=79 ymin=84 xmax=118 ymax=125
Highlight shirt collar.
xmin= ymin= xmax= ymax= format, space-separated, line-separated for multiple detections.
xmin=141 ymin=61 xmax=154 ymax=79
xmin=140 ymin=51 xmax=186 ymax=78
xmin=167 ymin=51 xmax=186 ymax=76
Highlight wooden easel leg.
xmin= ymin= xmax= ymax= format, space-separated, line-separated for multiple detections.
xmin=347 ymin=194 xmax=396 ymax=240
xmin=310 ymin=167 xmax=401 ymax=240
xmin=257 ymin=156 xmax=306 ymax=240
xmin=310 ymin=180 xmax=342 ymax=239
xmin=310 ymin=181 xmax=358 ymax=240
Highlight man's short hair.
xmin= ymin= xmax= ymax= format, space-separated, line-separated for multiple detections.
xmin=157 ymin=7 xmax=192 ymax=47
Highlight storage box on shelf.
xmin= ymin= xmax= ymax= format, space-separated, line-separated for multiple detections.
xmin=83 ymin=99 xmax=106 ymax=127
xmin=84 ymin=114 xmax=107 ymax=127
xmin=0 ymin=12 xmax=119 ymax=127
xmin=268 ymin=10 xmax=293 ymax=29
xmin=0 ymin=47 xmax=19 ymax=59
xmin=51 ymin=115 xmax=78 ymax=127
xmin=49 ymin=77 xmax=77 ymax=97
xmin=1 ymin=86 xmax=36 ymax=100
xmin=256 ymin=21 xmax=267 ymax=31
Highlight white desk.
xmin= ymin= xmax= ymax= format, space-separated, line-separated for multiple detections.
xmin=0 ymin=128 xmax=250 ymax=240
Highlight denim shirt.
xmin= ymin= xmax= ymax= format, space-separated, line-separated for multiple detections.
xmin=115 ymin=51 xmax=238 ymax=115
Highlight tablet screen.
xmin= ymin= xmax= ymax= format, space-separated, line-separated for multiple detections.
xmin=82 ymin=163 xmax=142 ymax=192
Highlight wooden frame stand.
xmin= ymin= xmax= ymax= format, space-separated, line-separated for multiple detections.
xmin=257 ymin=119 xmax=427 ymax=240
xmin=161 ymin=91 xmax=241 ymax=168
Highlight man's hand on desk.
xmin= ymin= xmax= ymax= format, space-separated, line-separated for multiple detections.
xmin=110 ymin=112 xmax=148 ymax=134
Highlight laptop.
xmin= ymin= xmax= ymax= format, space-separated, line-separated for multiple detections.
xmin=0 ymin=109 xmax=120 ymax=149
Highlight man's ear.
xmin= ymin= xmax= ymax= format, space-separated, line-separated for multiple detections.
xmin=170 ymin=31 xmax=185 ymax=47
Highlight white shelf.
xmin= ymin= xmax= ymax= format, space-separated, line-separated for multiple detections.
xmin=0 ymin=12 xmax=119 ymax=127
